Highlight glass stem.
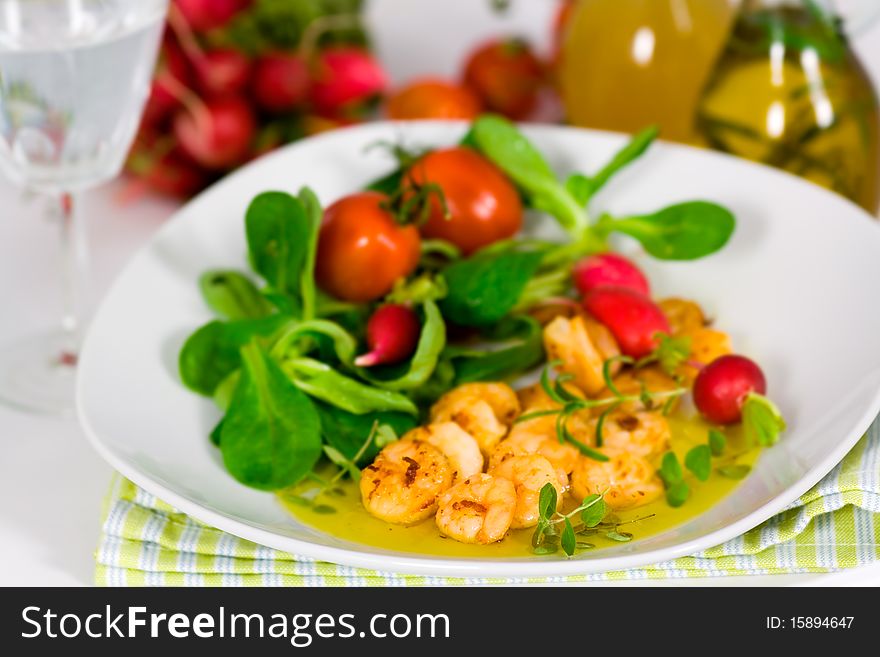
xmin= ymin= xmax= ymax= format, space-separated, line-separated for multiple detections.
xmin=53 ymin=191 xmax=85 ymax=367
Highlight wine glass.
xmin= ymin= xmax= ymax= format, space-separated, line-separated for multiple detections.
xmin=0 ymin=0 xmax=169 ymax=415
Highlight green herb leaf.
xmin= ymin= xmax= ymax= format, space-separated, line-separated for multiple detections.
xmin=284 ymin=357 xmax=418 ymax=416
xmin=717 ymin=464 xmax=752 ymax=480
xmin=560 ymin=417 xmax=610 ymax=462
xmin=646 ymin=333 xmax=692 ymax=376
xmin=685 ymin=444 xmax=712 ymax=482
xmin=709 ymin=430 xmax=727 ymax=457
xmin=440 ymin=248 xmax=544 ymax=327
xmin=323 ymin=445 xmax=361 ymax=482
xmin=742 ymin=393 xmax=786 ymax=446
xmin=540 ymin=362 xmax=568 ymax=404
xmin=605 ymin=201 xmax=735 ymax=261
xmin=580 ymin=495 xmax=607 ymax=528
xmin=665 ymin=480 xmax=690 ymax=507
xmin=220 ymin=342 xmax=322 ymax=491
xmin=179 ymin=315 xmax=288 ymax=397
xmin=533 ymin=543 xmax=559 ymax=555
xmin=594 ymin=403 xmax=620 ymax=448
xmin=561 ymin=518 xmax=577 ymax=556
xmin=604 ymin=530 xmax=633 ymax=542
xmin=538 ymin=482 xmax=558 ymax=521
xmin=199 ymin=270 xmax=273 ymax=321
xmin=658 ymin=451 xmax=684 ymax=487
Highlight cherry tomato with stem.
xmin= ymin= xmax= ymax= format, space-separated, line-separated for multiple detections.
xmin=316 ymin=192 xmax=421 ymax=303
xmin=405 ymin=147 xmax=523 ymax=255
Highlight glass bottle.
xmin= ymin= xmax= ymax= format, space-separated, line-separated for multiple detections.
xmin=695 ymin=0 xmax=880 ymax=213
xmin=558 ymin=0 xmax=737 ymax=143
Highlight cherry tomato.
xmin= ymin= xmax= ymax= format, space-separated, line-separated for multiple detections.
xmin=316 ymin=192 xmax=421 ymax=303
xmin=693 ymin=355 xmax=767 ymax=425
xmin=463 ymin=38 xmax=545 ymax=119
xmin=406 ymin=147 xmax=523 ymax=255
xmin=386 ymin=78 xmax=482 ymax=120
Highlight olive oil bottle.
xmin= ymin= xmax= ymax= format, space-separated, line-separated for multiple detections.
xmin=695 ymin=0 xmax=880 ymax=213
xmin=558 ymin=0 xmax=737 ymax=143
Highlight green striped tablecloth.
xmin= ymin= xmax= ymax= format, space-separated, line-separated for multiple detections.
xmin=95 ymin=418 xmax=880 ymax=586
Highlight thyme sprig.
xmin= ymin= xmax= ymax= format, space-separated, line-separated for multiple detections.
xmin=281 ymin=421 xmax=398 ymax=513
xmin=517 ymin=361 xmax=687 ymax=460
xmin=532 ymin=483 xmax=655 ymax=556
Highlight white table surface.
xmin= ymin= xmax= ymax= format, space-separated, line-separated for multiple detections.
xmin=2 ymin=0 xmax=880 ymax=587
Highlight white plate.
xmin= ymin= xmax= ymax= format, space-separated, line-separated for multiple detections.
xmin=78 ymin=122 xmax=880 ymax=577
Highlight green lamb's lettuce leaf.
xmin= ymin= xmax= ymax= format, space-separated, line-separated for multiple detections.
xmin=245 ymin=188 xmax=321 ymax=319
xmin=743 ymin=393 xmax=787 ymax=446
xmin=178 ymin=315 xmax=289 ymax=397
xmin=469 ymin=115 xmax=589 ymax=235
xmin=451 ymin=315 xmax=544 ymax=384
xmin=601 ymin=201 xmax=736 ymax=261
xmin=220 ymin=342 xmax=322 ymax=491
xmin=283 ymin=358 xmax=418 ymax=416
xmin=440 ymin=249 xmax=544 ymax=327
xmin=314 ymin=401 xmax=417 ymax=466
xmin=199 ymin=270 xmax=273 ymax=321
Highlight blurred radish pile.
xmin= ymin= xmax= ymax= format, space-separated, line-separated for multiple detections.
xmin=126 ymin=0 xmax=385 ymax=199
xmin=127 ymin=0 xmax=567 ymax=200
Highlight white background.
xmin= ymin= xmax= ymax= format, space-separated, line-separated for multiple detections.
xmin=1 ymin=0 xmax=879 ymax=586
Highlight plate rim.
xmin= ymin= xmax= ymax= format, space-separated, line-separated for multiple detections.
xmin=77 ymin=120 xmax=880 ymax=578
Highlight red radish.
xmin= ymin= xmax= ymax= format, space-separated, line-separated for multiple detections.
xmin=253 ymin=53 xmax=311 ymax=113
xmin=355 ymin=305 xmax=421 ymax=367
xmin=195 ymin=48 xmax=251 ymax=97
xmin=693 ymin=355 xmax=767 ymax=425
xmin=583 ymin=287 xmax=670 ymax=358
xmin=122 ymin=149 xmax=208 ymax=202
xmin=142 ymin=41 xmax=192 ymax=127
xmin=311 ymin=47 xmax=388 ymax=116
xmin=143 ymin=150 xmax=208 ymax=199
xmin=173 ymin=96 xmax=256 ymax=169
xmin=573 ymin=253 xmax=650 ymax=297
xmin=173 ymin=0 xmax=251 ymax=33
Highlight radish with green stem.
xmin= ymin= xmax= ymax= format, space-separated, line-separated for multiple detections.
xmin=355 ymin=304 xmax=421 ymax=368
xmin=693 ymin=354 xmax=785 ymax=446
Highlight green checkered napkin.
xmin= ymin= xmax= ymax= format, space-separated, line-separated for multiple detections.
xmin=95 ymin=418 xmax=880 ymax=586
